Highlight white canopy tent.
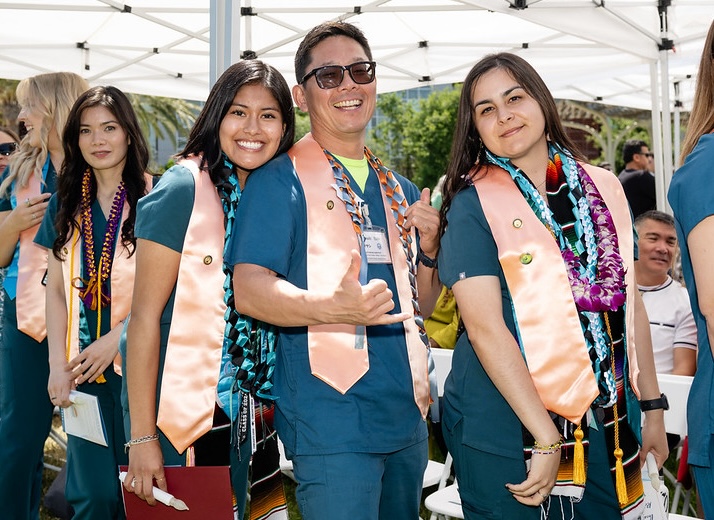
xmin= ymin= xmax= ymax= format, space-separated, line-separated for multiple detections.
xmin=2 ymin=1 xmax=713 ymax=205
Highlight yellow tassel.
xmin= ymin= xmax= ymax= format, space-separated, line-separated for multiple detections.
xmin=614 ymin=447 xmax=628 ymax=506
xmin=573 ymin=425 xmax=586 ymax=485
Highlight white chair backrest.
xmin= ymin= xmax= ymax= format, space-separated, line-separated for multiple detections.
xmin=431 ymin=348 xmax=453 ymax=397
xmin=655 ymin=373 xmax=693 ymax=437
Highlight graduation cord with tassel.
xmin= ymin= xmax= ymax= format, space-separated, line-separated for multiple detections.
xmin=604 ymin=311 xmax=628 ymax=506
xmin=69 ymin=169 xmax=126 ymax=384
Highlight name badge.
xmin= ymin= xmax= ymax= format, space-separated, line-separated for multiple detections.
xmin=363 ymin=228 xmax=391 ymax=264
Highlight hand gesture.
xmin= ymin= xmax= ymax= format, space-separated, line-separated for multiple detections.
xmin=330 ymin=250 xmax=410 ymax=326
xmin=404 ymin=188 xmax=440 ymax=257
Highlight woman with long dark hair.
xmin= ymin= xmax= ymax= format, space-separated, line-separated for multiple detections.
xmin=120 ymin=59 xmax=295 ymax=518
xmin=0 ymin=71 xmax=89 ymax=520
xmin=35 ymin=85 xmax=150 ymax=519
xmin=438 ymin=53 xmax=667 ymax=519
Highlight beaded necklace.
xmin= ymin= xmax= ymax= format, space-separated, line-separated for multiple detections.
xmin=74 ymin=168 xmax=126 ymax=311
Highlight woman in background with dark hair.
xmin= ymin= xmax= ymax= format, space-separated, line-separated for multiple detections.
xmin=437 ymin=53 xmax=667 ymax=519
xmin=121 ymin=59 xmax=295 ymax=518
xmin=668 ymin=19 xmax=714 ymax=518
xmin=35 ymin=85 xmax=150 ymax=519
xmin=0 ymin=126 xmax=20 ymax=341
xmin=0 ymin=71 xmax=89 ymax=520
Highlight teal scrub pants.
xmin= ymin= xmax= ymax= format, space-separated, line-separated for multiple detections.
xmin=290 ymin=438 xmax=428 ymax=520
xmin=65 ymin=369 xmax=127 ymax=519
xmin=0 ymin=296 xmax=54 ymax=520
xmin=444 ymin=417 xmax=622 ymax=520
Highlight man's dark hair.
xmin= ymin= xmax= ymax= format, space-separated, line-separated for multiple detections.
xmin=623 ymin=139 xmax=649 ymax=164
xmin=634 ymin=210 xmax=675 ymax=231
xmin=294 ymin=21 xmax=372 ymax=84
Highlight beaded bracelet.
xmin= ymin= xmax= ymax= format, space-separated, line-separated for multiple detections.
xmin=124 ymin=434 xmax=159 ymax=452
xmin=532 ymin=437 xmax=564 ymax=455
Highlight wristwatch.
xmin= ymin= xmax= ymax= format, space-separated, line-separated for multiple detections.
xmin=417 ymin=249 xmax=438 ymax=269
xmin=639 ymin=393 xmax=669 ymax=412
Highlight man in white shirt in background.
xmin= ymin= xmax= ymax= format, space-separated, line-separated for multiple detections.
xmin=635 ymin=210 xmax=697 ymax=376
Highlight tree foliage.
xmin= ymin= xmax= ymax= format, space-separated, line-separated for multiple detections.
xmin=369 ymin=86 xmax=461 ymax=190
xmin=127 ymin=93 xmax=200 ymax=150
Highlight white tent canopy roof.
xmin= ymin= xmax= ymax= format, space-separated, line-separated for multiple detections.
xmin=2 ymin=0 xmax=713 ymax=112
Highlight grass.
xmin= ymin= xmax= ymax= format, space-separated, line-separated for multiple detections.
xmin=40 ymin=416 xmax=67 ymax=520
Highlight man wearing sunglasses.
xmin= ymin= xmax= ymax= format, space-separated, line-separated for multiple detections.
xmin=229 ymin=21 xmax=441 ymax=520
xmin=618 ymin=138 xmax=657 ymax=218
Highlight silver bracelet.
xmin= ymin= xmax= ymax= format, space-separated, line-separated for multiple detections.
xmin=124 ymin=433 xmax=159 ymax=452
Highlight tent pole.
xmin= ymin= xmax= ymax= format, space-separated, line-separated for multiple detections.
xmin=659 ymin=46 xmax=672 ymax=213
xmin=673 ymin=81 xmax=681 ymax=170
xmin=649 ymin=61 xmax=665 ymax=212
xmin=657 ymin=0 xmax=673 ymax=213
xmin=210 ymin=0 xmax=241 ymax=89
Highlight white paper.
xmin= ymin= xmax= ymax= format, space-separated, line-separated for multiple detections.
xmin=62 ymin=390 xmax=108 ymax=447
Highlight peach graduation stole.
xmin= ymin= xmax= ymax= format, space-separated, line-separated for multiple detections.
xmin=156 ymin=156 xmax=227 ymax=454
xmin=472 ymin=163 xmax=639 ymax=424
xmin=62 ymin=177 xmax=151 ymax=375
xmin=15 ymin=174 xmax=48 ymax=342
xmin=289 ymin=133 xmax=430 ymax=418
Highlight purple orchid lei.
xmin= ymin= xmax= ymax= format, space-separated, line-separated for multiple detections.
xmin=562 ymin=164 xmax=626 ymax=312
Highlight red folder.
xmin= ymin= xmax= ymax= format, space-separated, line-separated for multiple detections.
xmin=120 ymin=465 xmax=234 ymax=519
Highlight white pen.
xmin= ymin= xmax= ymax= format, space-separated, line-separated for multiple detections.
xmin=118 ymin=471 xmax=189 ymax=511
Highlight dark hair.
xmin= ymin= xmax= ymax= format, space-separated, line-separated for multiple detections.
xmin=0 ymin=126 xmax=20 ymax=143
xmin=622 ymin=139 xmax=648 ymax=164
xmin=634 ymin=209 xmax=675 ymax=230
xmin=54 ymin=86 xmax=149 ymax=260
xmin=439 ymin=53 xmax=583 ymax=245
xmin=179 ymin=59 xmax=294 ymax=185
xmin=294 ymin=21 xmax=373 ymax=84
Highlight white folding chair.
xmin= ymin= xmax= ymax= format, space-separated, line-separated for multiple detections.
xmin=655 ymin=373 xmax=695 ymax=516
xmin=423 ymin=348 xmax=464 ymax=520
xmin=424 ymin=452 xmax=463 ymax=520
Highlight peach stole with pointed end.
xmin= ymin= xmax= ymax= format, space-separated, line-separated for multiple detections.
xmin=156 ymin=156 xmax=227 ymax=454
xmin=15 ymin=175 xmax=48 ymax=342
xmin=472 ymin=163 xmax=639 ymax=424
xmin=289 ymin=134 xmax=430 ymax=418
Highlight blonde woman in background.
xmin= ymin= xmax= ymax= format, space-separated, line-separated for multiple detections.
xmin=0 ymin=72 xmax=89 ymax=520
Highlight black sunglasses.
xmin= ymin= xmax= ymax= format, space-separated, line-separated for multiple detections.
xmin=301 ymin=61 xmax=376 ymax=90
xmin=638 ymin=151 xmax=654 ymax=158
xmin=0 ymin=142 xmax=17 ymax=156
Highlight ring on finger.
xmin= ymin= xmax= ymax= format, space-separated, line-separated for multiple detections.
xmin=537 ymin=490 xmax=549 ymax=499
